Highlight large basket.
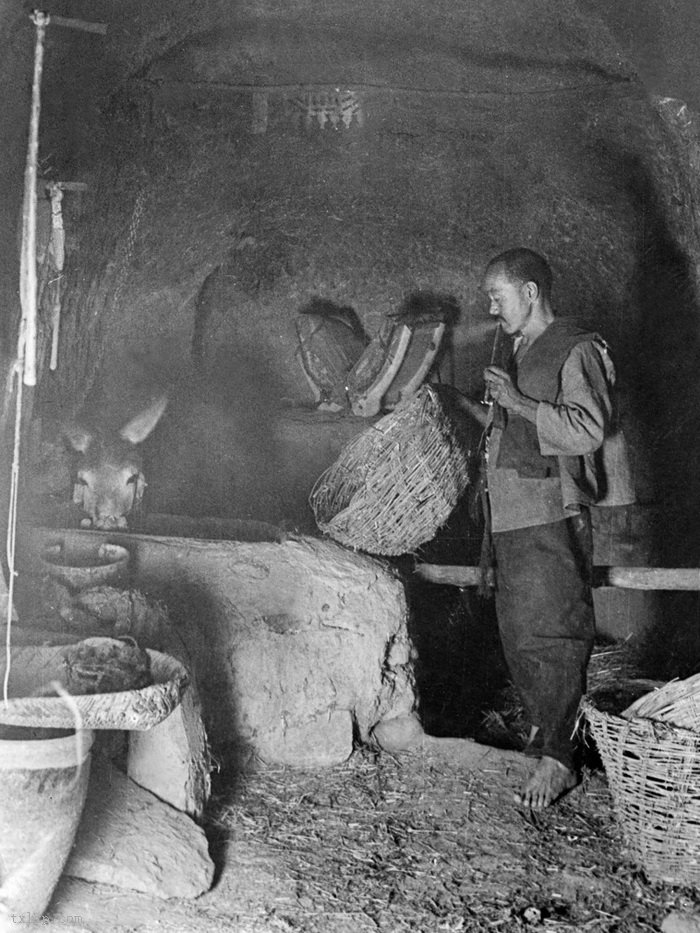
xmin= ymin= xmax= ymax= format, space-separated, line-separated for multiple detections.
xmin=0 ymin=647 xmax=189 ymax=731
xmin=582 ymin=695 xmax=700 ymax=886
xmin=309 ymin=385 xmax=470 ymax=556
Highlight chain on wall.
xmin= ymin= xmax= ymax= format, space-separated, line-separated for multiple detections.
xmin=51 ymin=175 xmax=147 ymax=414
xmin=107 ymin=185 xmax=146 ymax=329
xmin=84 ymin=185 xmax=147 ymax=408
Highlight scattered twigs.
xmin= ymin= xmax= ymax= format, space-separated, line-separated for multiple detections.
xmin=206 ymin=741 xmax=691 ymax=932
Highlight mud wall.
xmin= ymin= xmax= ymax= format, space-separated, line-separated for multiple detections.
xmin=580 ymin=0 xmax=700 ymax=111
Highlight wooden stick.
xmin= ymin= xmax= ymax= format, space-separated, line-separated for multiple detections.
xmin=18 ymin=11 xmax=48 ymax=387
xmin=595 ymin=567 xmax=700 ymax=591
xmin=482 ymin=324 xmax=502 ymax=404
xmin=414 ymin=563 xmax=700 ymax=592
xmin=414 ymin=564 xmax=494 ymax=587
xmin=48 ymin=15 xmax=108 ymax=35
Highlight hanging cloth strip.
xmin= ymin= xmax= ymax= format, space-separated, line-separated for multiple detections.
xmin=48 ymin=183 xmax=65 ymax=370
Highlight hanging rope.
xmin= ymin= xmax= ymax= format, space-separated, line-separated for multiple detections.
xmin=3 ymin=366 xmax=23 ymax=705
xmin=111 ymin=187 xmax=146 ymax=313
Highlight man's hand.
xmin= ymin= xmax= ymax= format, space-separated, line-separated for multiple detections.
xmin=452 ymin=392 xmax=489 ymax=428
xmin=484 ymin=366 xmax=538 ymax=422
xmin=484 ymin=366 xmax=518 ymax=407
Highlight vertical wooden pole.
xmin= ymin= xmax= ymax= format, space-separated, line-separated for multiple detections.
xmin=18 ymin=11 xmax=49 ymax=388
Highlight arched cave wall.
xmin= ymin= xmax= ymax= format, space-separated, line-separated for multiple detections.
xmin=2 ymin=0 xmax=700 ymax=551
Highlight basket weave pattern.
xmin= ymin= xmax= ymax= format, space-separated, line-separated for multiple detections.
xmin=309 ymin=385 xmax=470 ymax=556
xmin=583 ymin=693 xmax=700 ymax=886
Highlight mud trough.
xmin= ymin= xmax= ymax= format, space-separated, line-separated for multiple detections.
xmin=18 ymin=523 xmax=418 ymax=769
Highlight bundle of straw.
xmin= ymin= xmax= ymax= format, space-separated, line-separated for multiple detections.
xmin=622 ymin=672 xmax=700 ymax=731
xmin=309 ymin=385 xmax=470 ymax=556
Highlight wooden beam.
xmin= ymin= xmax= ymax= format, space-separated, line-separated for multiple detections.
xmin=595 ymin=567 xmax=700 ymax=591
xmin=414 ymin=564 xmax=494 ymax=587
xmin=48 ymin=15 xmax=108 ymax=35
xmin=414 ymin=563 xmax=700 ymax=592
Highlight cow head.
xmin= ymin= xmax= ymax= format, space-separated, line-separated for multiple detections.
xmin=65 ymin=396 xmax=167 ymax=530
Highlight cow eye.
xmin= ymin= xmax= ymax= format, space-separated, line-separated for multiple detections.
xmin=126 ymin=473 xmax=139 ymax=486
xmin=75 ymin=476 xmax=89 ymax=486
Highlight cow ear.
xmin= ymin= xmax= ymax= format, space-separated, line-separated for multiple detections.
xmin=119 ymin=395 xmax=168 ymax=445
xmin=63 ymin=424 xmax=93 ymax=454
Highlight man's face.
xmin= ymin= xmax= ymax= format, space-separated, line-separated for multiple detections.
xmin=482 ymin=267 xmax=532 ymax=337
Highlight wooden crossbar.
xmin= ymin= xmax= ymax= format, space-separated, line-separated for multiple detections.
xmin=414 ymin=563 xmax=700 ymax=592
xmin=49 ymin=15 xmax=108 ymax=35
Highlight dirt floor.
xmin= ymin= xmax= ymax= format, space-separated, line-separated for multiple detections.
xmin=12 ymin=483 xmax=700 ymax=933
xmin=9 ymin=518 xmax=700 ymax=933
xmin=30 ymin=628 xmax=700 ymax=933
xmin=43 ymin=734 xmax=700 ymax=933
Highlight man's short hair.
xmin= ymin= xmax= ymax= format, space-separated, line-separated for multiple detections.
xmin=486 ymin=248 xmax=553 ymax=300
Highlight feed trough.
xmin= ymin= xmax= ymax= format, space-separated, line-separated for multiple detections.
xmin=39 ymin=540 xmax=131 ymax=590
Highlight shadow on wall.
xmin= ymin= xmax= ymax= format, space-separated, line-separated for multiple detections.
xmin=622 ymin=153 xmax=700 ymax=565
xmin=141 ymin=346 xmax=290 ymax=524
xmin=620 ymin=151 xmax=700 ymax=677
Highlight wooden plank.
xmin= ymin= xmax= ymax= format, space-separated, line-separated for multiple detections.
xmin=413 ymin=564 xmax=494 ymax=587
xmin=414 ymin=563 xmax=700 ymax=592
xmin=596 ymin=567 xmax=700 ymax=591
xmin=49 ymin=15 xmax=108 ymax=35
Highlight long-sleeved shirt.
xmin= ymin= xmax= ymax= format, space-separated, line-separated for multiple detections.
xmin=487 ymin=338 xmax=636 ymax=533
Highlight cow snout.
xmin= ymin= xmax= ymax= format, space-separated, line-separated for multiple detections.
xmin=90 ymin=513 xmax=129 ymax=530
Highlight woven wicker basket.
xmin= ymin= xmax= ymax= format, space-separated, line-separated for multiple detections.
xmin=582 ymin=695 xmax=700 ymax=886
xmin=309 ymin=385 xmax=470 ymax=556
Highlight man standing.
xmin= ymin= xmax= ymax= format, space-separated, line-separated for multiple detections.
xmin=472 ymin=247 xmax=635 ymax=808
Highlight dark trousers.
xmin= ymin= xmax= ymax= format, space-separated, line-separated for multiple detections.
xmin=492 ymin=513 xmax=594 ymax=770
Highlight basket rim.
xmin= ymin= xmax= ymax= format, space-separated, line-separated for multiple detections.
xmin=0 ymin=649 xmax=189 ymax=731
xmin=581 ymin=694 xmax=700 ymax=742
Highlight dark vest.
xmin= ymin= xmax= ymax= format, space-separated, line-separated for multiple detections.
xmin=496 ymin=319 xmax=600 ymax=478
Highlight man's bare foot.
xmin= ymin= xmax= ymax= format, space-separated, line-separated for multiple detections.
xmin=514 ymin=756 xmax=578 ymax=809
